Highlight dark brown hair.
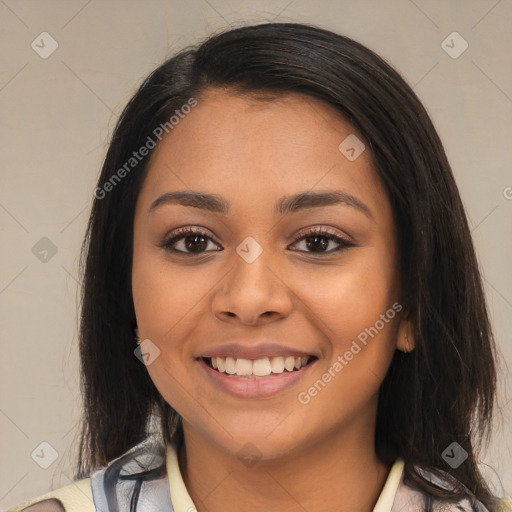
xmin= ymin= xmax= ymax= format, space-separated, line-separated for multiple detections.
xmin=75 ymin=22 xmax=502 ymax=510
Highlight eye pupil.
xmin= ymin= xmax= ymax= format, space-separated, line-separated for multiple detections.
xmin=185 ymin=235 xmax=208 ymax=253
xmin=306 ymin=236 xmax=329 ymax=252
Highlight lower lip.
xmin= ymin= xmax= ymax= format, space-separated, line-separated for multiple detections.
xmin=197 ymin=358 xmax=316 ymax=399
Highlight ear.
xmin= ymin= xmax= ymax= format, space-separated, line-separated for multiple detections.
xmin=396 ymin=313 xmax=415 ymax=353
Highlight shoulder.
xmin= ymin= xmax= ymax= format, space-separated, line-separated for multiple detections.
xmin=392 ymin=463 xmax=511 ymax=512
xmin=89 ymin=434 xmax=171 ymax=512
xmin=393 ymin=482 xmax=491 ymax=511
xmin=4 ymin=478 xmax=93 ymax=512
xmin=5 ymin=435 xmax=172 ymax=512
xmin=497 ymin=500 xmax=512 ymax=512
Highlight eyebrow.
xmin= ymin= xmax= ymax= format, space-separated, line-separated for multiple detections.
xmin=148 ymin=190 xmax=374 ymax=220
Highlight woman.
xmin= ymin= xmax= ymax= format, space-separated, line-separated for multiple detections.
xmin=7 ymin=22 xmax=511 ymax=512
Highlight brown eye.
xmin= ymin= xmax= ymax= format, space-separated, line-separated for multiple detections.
xmin=159 ymin=227 xmax=221 ymax=255
xmin=290 ymin=227 xmax=354 ymax=254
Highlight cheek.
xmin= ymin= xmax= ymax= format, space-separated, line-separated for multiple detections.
xmin=293 ymin=255 xmax=399 ymax=425
xmin=294 ymin=248 xmax=400 ymax=406
xmin=132 ymin=246 xmax=209 ymax=339
xmin=131 ymin=253 xmax=206 ymax=415
xmin=297 ymin=249 xmax=398 ymax=342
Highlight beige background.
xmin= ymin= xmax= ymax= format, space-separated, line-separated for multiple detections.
xmin=0 ymin=0 xmax=511 ymax=508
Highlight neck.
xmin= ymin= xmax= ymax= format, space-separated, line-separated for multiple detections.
xmin=177 ymin=415 xmax=392 ymax=512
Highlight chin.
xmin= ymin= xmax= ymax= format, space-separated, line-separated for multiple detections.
xmin=207 ymin=427 xmax=309 ymax=464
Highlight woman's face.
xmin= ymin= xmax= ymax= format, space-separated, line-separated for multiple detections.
xmin=132 ymin=88 xmax=412 ymax=460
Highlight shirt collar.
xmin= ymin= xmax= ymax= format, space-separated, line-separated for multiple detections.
xmin=166 ymin=441 xmax=197 ymax=512
xmin=165 ymin=441 xmax=405 ymax=512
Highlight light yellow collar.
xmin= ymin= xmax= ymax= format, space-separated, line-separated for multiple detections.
xmin=372 ymin=458 xmax=405 ymax=511
xmin=166 ymin=442 xmax=404 ymax=512
xmin=166 ymin=442 xmax=199 ymax=512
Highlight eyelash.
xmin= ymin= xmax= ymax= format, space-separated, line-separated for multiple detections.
xmin=158 ymin=226 xmax=354 ymax=257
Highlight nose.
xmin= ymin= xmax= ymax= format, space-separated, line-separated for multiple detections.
xmin=211 ymin=247 xmax=293 ymax=326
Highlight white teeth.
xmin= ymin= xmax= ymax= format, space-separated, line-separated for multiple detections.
xmin=235 ymin=358 xmax=253 ymax=376
xmin=253 ymin=357 xmax=272 ymax=376
xmin=270 ymin=356 xmax=285 ymax=374
xmin=284 ymin=356 xmax=295 ymax=372
xmin=207 ymin=355 xmax=313 ymax=377
xmin=225 ymin=356 xmax=236 ymax=374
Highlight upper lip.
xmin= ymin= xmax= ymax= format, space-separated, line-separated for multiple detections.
xmin=197 ymin=343 xmax=317 ymax=360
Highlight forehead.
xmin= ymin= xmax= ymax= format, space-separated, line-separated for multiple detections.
xmin=167 ymin=87 xmax=362 ymax=158
xmin=139 ymin=88 xmax=391 ymax=219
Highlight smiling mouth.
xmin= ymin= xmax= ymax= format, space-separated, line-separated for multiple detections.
xmin=201 ymin=355 xmax=317 ymax=379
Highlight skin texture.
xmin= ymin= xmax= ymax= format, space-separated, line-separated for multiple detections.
xmin=131 ymin=88 xmax=415 ymax=512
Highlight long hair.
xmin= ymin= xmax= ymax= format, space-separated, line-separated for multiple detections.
xmin=75 ymin=22 xmax=501 ymax=510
